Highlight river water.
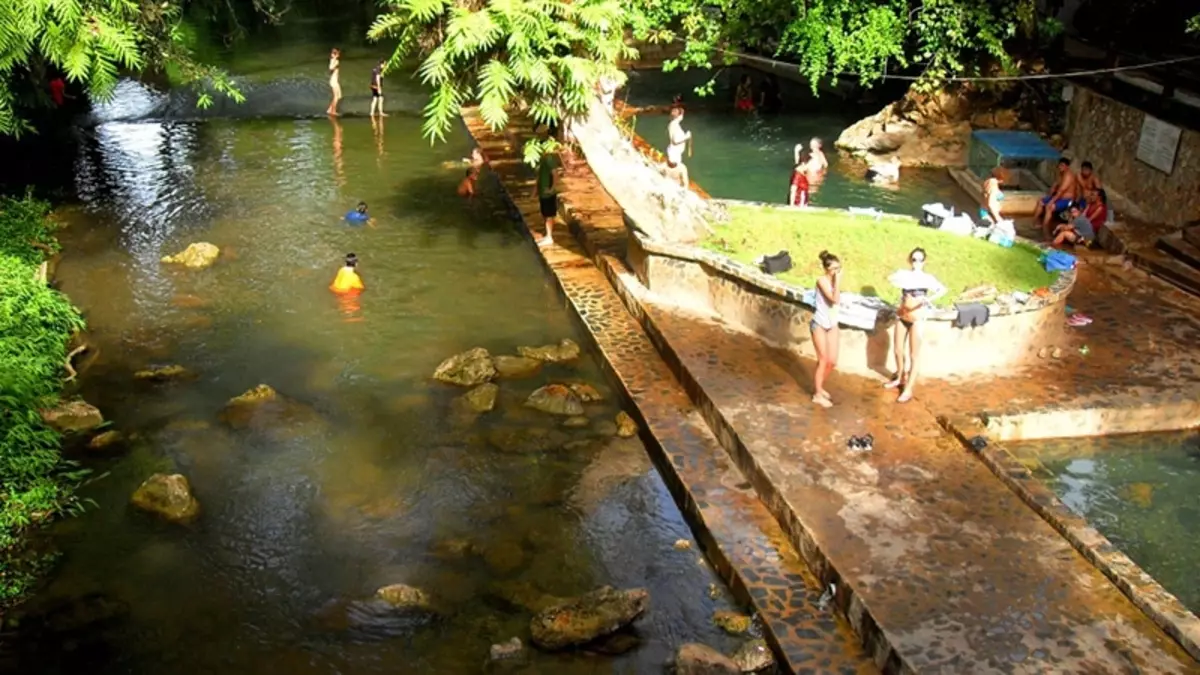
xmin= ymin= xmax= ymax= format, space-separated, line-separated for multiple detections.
xmin=2 ymin=42 xmax=747 ymax=675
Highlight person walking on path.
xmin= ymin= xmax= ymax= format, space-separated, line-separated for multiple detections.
xmin=665 ymin=105 xmax=692 ymax=188
xmin=811 ymin=251 xmax=842 ymax=408
xmin=369 ymin=59 xmax=387 ymax=118
xmin=533 ymin=139 xmax=564 ymax=247
xmin=326 ymin=49 xmax=342 ymax=116
xmin=885 ymin=248 xmax=946 ymax=403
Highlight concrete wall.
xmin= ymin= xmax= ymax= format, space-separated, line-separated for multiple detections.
xmin=1066 ymin=86 xmax=1200 ymax=226
xmin=569 ymin=98 xmax=717 ymax=243
xmin=628 ymin=236 xmax=1074 ymax=379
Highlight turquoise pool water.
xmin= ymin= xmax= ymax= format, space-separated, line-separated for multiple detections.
xmin=1006 ymin=432 xmax=1200 ymax=614
xmin=623 ymin=68 xmax=978 ymax=217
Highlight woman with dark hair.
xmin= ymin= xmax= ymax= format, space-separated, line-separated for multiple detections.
xmin=885 ymin=248 xmax=945 ymax=403
xmin=789 ymin=154 xmax=810 ymax=207
xmin=734 ymin=75 xmax=755 ymax=112
xmin=811 ymin=251 xmax=842 ymax=407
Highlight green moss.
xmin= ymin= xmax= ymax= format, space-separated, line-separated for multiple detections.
xmin=702 ymin=204 xmax=1058 ymax=307
xmin=0 ymin=194 xmax=87 ymax=605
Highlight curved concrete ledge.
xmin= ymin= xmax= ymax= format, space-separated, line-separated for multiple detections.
xmin=940 ymin=414 xmax=1200 ymax=663
xmin=627 ymin=214 xmax=1077 ymax=378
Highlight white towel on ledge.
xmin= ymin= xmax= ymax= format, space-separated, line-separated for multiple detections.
xmin=801 ymin=290 xmax=886 ymax=330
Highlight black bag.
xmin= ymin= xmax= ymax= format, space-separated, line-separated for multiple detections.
xmin=759 ymin=250 xmax=792 ymax=275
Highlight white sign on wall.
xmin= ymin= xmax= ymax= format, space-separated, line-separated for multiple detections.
xmin=1136 ymin=114 xmax=1182 ymax=174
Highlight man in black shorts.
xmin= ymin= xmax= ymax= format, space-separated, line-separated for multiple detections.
xmin=533 ymin=143 xmax=563 ymax=248
xmin=369 ymin=59 xmax=387 ymax=118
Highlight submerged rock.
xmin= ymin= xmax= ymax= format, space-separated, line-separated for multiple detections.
xmin=134 ymin=364 xmax=194 ymax=382
xmin=161 ymin=242 xmax=220 ymax=269
xmin=219 ymin=384 xmax=322 ymax=433
xmin=526 ymin=385 xmax=584 ymax=416
xmin=130 ymin=473 xmax=200 ymax=523
xmin=568 ymin=383 xmax=604 ymax=402
xmin=490 ymin=637 xmax=525 ymax=662
xmin=87 ymin=430 xmax=124 ymax=451
xmin=460 ymin=383 xmax=499 ymax=413
xmin=586 ymin=630 xmax=642 ymax=656
xmin=40 ymin=399 xmax=104 ymax=434
xmin=529 ymin=586 xmax=648 ymax=650
xmin=433 ymin=347 xmax=497 ymax=387
xmin=482 ymin=540 xmax=526 ymax=576
xmin=674 ymin=643 xmax=740 ymax=675
xmin=730 ymin=639 xmax=774 ymax=672
xmin=518 ymin=339 xmax=581 ymax=363
xmin=712 ymin=610 xmax=752 ymax=635
xmin=375 ymin=584 xmax=432 ymax=610
xmin=488 ymin=580 xmax=568 ymax=614
xmin=615 ymin=411 xmax=638 ymax=438
xmin=493 ymin=355 xmax=543 ymax=379
xmin=562 ymin=416 xmax=590 ymax=428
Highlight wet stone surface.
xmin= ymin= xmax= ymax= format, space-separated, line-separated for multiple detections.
xmin=463 ymin=107 xmax=1200 ymax=674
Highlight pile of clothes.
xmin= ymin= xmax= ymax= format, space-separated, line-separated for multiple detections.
xmin=921 ymin=203 xmax=1015 ymax=247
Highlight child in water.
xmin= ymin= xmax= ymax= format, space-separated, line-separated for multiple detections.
xmin=330 ymin=253 xmax=365 ymax=294
xmin=457 ymin=148 xmax=486 ymax=198
xmin=344 ymin=202 xmax=374 ymax=227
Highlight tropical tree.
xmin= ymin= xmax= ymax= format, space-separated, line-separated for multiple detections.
xmin=0 ymin=0 xmax=248 ymax=137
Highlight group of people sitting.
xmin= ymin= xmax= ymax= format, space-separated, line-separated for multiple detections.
xmin=981 ymin=157 xmax=1109 ymax=249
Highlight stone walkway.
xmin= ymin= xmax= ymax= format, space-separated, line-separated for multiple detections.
xmin=462 ymin=112 xmax=876 ymax=674
xmin=463 ymin=109 xmax=1200 ymax=674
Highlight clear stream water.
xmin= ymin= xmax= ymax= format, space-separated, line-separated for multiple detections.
xmin=2 ymin=40 xmax=755 ymax=675
xmin=1006 ymin=432 xmax=1200 ymax=615
xmin=624 ymin=68 xmax=978 ymax=216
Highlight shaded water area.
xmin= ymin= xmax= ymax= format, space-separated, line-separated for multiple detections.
xmin=624 ymin=68 xmax=977 ymax=216
xmin=1006 ymin=432 xmax=1200 ymax=614
xmin=2 ymin=46 xmax=750 ymax=675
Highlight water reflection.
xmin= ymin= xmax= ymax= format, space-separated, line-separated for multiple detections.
xmin=7 ymin=88 xmax=746 ymax=674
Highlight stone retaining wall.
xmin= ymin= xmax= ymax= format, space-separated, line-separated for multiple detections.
xmin=627 ymin=215 xmax=1076 ymax=378
xmin=1066 ymin=86 xmax=1200 ymax=226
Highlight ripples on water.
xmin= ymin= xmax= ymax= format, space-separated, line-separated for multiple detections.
xmin=1006 ymin=432 xmax=1200 ymax=614
xmin=5 ymin=79 xmax=748 ymax=674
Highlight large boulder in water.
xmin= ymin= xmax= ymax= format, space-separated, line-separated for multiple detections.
xmin=219 ymin=384 xmax=322 ymax=432
xmin=529 ymin=586 xmax=648 ymax=650
xmin=131 ymin=473 xmax=200 ymax=523
xmin=673 ymin=643 xmax=740 ymax=675
xmin=161 ymin=242 xmax=220 ymax=269
xmin=525 ymin=384 xmax=584 ymax=416
xmin=518 ymin=339 xmax=581 ymax=363
xmin=433 ymin=347 xmax=497 ymax=387
xmin=493 ymin=355 xmax=543 ymax=379
xmin=40 ymin=399 xmax=104 ymax=434
xmin=375 ymin=583 xmax=432 ymax=610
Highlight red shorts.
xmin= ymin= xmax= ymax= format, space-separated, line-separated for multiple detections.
xmin=735 ymin=98 xmax=754 ymax=112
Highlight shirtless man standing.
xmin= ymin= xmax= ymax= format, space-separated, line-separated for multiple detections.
xmin=1035 ymin=158 xmax=1078 ymax=237
xmin=795 ymin=138 xmax=828 ymax=171
xmin=665 ymin=106 xmax=692 ymax=189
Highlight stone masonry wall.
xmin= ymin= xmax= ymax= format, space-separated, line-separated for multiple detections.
xmin=569 ymin=98 xmax=716 ymax=244
xmin=1066 ymin=87 xmax=1200 ymax=226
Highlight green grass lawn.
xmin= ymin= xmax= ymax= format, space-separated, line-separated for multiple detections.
xmin=701 ymin=204 xmax=1058 ymax=307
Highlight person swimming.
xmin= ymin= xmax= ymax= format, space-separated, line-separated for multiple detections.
xmin=345 ymin=202 xmax=370 ymax=225
xmin=330 ymin=253 xmax=365 ymax=294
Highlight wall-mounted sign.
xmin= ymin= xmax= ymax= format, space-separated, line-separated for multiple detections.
xmin=1136 ymin=114 xmax=1182 ymax=174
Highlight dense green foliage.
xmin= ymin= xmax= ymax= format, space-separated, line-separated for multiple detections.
xmin=0 ymin=0 xmax=245 ymax=136
xmin=0 ymin=194 xmax=86 ymax=601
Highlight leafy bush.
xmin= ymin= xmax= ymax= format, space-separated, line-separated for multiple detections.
xmin=0 ymin=195 xmax=85 ymax=601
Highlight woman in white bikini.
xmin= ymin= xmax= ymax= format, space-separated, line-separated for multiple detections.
xmin=326 ymin=48 xmax=342 ymax=116
xmin=885 ymin=248 xmax=946 ymax=403
xmin=811 ymin=251 xmax=842 ymax=408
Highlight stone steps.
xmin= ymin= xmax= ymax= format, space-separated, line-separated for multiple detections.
xmin=1131 ymin=244 xmax=1200 ymax=297
xmin=461 ymin=110 xmax=877 ymax=674
xmin=1157 ymin=231 xmax=1200 ymax=271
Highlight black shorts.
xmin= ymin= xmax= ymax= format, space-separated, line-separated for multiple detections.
xmin=539 ymin=195 xmax=557 ymax=218
xmin=371 ymin=88 xmax=382 ymax=98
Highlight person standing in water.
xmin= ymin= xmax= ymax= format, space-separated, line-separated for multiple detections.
xmin=795 ymin=138 xmax=828 ymax=172
xmin=885 ymin=248 xmax=945 ymax=403
xmin=665 ymin=105 xmax=692 ymax=189
xmin=369 ymin=59 xmax=387 ymax=118
xmin=811 ymin=251 xmax=841 ymax=408
xmin=457 ymin=147 xmax=487 ymax=198
xmin=326 ymin=49 xmax=342 ymax=116
xmin=788 ymin=154 xmax=810 ymax=207
xmin=734 ymin=75 xmax=755 ymax=112
xmin=330 ymin=253 xmax=365 ymax=294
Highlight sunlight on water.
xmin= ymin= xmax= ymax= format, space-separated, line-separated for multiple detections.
xmin=5 ymin=75 xmax=748 ymax=674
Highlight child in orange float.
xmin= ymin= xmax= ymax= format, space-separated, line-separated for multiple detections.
xmin=330 ymin=253 xmax=364 ymax=294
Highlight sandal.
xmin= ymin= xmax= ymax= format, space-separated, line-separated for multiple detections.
xmin=883 ymin=378 xmax=904 ymax=390
xmin=812 ymin=394 xmax=833 ymax=408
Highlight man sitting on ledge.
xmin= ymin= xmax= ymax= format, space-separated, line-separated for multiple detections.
xmin=1034 ymin=157 xmax=1078 ymax=239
